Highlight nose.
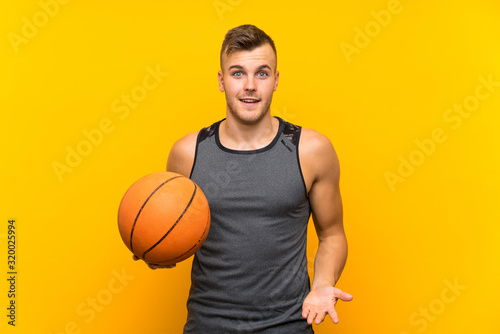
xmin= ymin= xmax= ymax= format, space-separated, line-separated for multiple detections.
xmin=244 ymin=76 xmax=256 ymax=92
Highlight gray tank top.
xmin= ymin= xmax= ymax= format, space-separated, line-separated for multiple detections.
xmin=185 ymin=117 xmax=313 ymax=333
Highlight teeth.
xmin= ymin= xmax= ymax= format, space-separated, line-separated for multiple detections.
xmin=241 ymin=99 xmax=258 ymax=103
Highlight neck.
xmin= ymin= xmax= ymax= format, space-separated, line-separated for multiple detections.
xmin=219 ymin=113 xmax=279 ymax=151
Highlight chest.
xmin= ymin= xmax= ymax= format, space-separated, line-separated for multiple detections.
xmin=191 ymin=137 xmax=309 ymax=221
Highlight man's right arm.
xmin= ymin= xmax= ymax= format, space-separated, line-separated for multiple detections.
xmin=134 ymin=131 xmax=198 ymax=269
xmin=166 ymin=131 xmax=198 ymax=177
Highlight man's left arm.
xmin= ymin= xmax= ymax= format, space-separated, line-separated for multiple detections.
xmin=299 ymin=129 xmax=353 ymax=325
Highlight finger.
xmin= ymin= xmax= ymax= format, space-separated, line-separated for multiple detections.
xmin=149 ymin=263 xmax=176 ymax=269
xmin=328 ymin=306 xmax=339 ymax=324
xmin=148 ymin=263 xmax=159 ymax=270
xmin=334 ymin=288 xmax=353 ymax=302
xmin=314 ymin=312 xmax=327 ymax=325
xmin=302 ymin=307 xmax=309 ymax=319
xmin=132 ymin=255 xmax=140 ymax=261
xmin=307 ymin=310 xmax=317 ymax=325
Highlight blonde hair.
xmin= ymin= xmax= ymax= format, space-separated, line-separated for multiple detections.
xmin=220 ymin=24 xmax=277 ymax=70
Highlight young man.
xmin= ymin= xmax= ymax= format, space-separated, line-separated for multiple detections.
xmin=139 ymin=24 xmax=352 ymax=333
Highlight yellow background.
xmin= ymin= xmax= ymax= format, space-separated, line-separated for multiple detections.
xmin=2 ymin=0 xmax=499 ymax=333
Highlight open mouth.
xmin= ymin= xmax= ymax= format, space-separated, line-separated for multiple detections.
xmin=239 ymin=98 xmax=261 ymax=104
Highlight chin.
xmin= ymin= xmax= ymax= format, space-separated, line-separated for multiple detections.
xmin=230 ymin=109 xmax=268 ymax=125
xmin=227 ymin=100 xmax=272 ymax=125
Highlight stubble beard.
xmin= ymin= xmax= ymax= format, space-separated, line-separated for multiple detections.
xmin=225 ymin=91 xmax=274 ymax=125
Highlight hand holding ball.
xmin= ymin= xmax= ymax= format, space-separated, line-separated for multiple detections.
xmin=118 ymin=172 xmax=210 ymax=267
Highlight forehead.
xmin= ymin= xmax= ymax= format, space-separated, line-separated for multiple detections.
xmin=223 ymin=44 xmax=277 ymax=71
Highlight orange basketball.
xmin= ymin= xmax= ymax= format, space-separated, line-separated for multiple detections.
xmin=117 ymin=172 xmax=210 ymax=266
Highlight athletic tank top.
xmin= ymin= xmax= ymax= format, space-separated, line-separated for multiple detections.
xmin=184 ymin=117 xmax=313 ymax=334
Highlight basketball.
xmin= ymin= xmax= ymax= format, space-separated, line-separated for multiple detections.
xmin=117 ymin=172 xmax=210 ymax=266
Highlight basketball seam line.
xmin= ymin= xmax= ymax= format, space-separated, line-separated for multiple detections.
xmin=142 ymin=182 xmax=198 ymax=261
xmin=129 ymin=175 xmax=183 ymax=254
xmin=154 ymin=207 xmax=210 ymax=263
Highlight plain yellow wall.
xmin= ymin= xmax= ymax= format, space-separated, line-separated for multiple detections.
xmin=2 ymin=0 xmax=500 ymax=333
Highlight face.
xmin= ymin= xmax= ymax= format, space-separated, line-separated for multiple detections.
xmin=218 ymin=43 xmax=279 ymax=125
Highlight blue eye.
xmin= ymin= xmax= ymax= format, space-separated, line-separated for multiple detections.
xmin=233 ymin=71 xmax=242 ymax=77
xmin=258 ymin=72 xmax=267 ymax=77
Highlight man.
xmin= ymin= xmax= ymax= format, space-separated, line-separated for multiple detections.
xmin=137 ymin=24 xmax=352 ymax=333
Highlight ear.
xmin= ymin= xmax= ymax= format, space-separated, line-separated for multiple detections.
xmin=218 ymin=70 xmax=225 ymax=92
xmin=273 ymin=70 xmax=280 ymax=91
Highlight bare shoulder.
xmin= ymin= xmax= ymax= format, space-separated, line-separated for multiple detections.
xmin=300 ymin=128 xmax=339 ymax=163
xmin=299 ymin=128 xmax=340 ymax=183
xmin=166 ymin=131 xmax=199 ymax=177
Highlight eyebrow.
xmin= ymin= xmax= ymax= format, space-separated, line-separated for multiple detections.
xmin=228 ymin=64 xmax=272 ymax=72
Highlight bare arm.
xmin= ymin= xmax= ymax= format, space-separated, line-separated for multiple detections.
xmin=300 ymin=129 xmax=352 ymax=324
xmin=308 ymin=131 xmax=346 ymax=289
xmin=166 ymin=131 xmax=198 ymax=177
